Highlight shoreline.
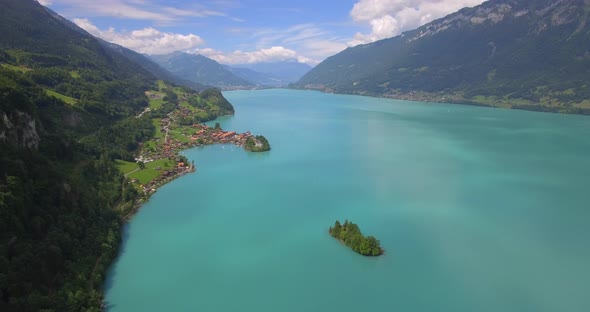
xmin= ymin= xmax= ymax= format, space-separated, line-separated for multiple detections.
xmin=290 ymin=86 xmax=590 ymax=116
xmin=330 ymin=233 xmax=386 ymax=257
xmin=122 ymin=164 xmax=195 ymax=221
xmin=122 ymin=120 xmax=269 ymax=221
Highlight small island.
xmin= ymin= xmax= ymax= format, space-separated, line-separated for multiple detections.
xmin=329 ymin=220 xmax=384 ymax=256
xmin=244 ymin=135 xmax=271 ymax=152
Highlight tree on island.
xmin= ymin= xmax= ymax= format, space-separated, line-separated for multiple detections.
xmin=244 ymin=135 xmax=271 ymax=152
xmin=329 ymin=220 xmax=383 ymax=256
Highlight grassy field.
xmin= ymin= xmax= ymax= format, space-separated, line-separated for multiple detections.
xmin=115 ymin=160 xmax=138 ymax=175
xmin=143 ymin=140 xmax=158 ymax=151
xmin=127 ymin=159 xmax=175 ymax=185
xmin=146 ymin=159 xmax=175 ymax=170
xmin=152 ymin=119 xmax=164 ymax=139
xmin=180 ymin=101 xmax=198 ymax=112
xmin=470 ymin=95 xmax=533 ymax=109
xmin=1 ymin=63 xmax=30 ymax=73
xmin=149 ymin=97 xmax=165 ymax=109
xmin=157 ymin=80 xmax=167 ymax=91
xmin=139 ymin=119 xmax=164 ymax=153
xmin=574 ymin=100 xmax=590 ymax=109
xmin=45 ymin=89 xmax=78 ymax=105
xmin=169 ymin=129 xmax=191 ymax=143
xmin=127 ymin=169 xmax=160 ymax=185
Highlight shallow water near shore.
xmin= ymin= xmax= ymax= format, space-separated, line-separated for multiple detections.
xmin=105 ymin=89 xmax=590 ymax=312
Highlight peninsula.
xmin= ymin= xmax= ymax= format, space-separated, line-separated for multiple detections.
xmin=116 ymin=81 xmax=270 ymax=219
xmin=329 ymin=220 xmax=384 ymax=256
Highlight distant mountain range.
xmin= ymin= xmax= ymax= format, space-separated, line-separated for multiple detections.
xmin=226 ymin=62 xmax=312 ymax=87
xmin=150 ymin=52 xmax=312 ymax=89
xmin=98 ymin=41 xmax=209 ymax=91
xmin=295 ymin=0 xmax=590 ymax=114
xmin=150 ymin=52 xmax=254 ymax=89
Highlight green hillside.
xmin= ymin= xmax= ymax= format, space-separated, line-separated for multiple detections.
xmin=0 ymin=0 xmax=235 ymax=310
xmin=295 ymin=0 xmax=590 ymax=114
xmin=97 ymin=39 xmax=210 ymax=92
xmin=150 ymin=52 xmax=254 ymax=89
xmin=0 ymin=0 xmax=157 ymax=129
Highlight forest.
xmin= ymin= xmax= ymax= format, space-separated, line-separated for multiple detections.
xmin=244 ymin=135 xmax=271 ymax=152
xmin=329 ymin=220 xmax=383 ymax=256
xmin=294 ymin=0 xmax=590 ymax=114
xmin=0 ymin=1 xmax=241 ymax=309
xmin=0 ymin=66 xmax=140 ymax=311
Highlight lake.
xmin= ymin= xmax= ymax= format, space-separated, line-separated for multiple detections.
xmin=105 ymin=89 xmax=590 ymax=312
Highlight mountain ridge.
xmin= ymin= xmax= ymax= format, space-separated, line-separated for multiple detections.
xmin=295 ymin=0 xmax=590 ymax=114
xmin=225 ymin=61 xmax=312 ymax=86
xmin=0 ymin=0 xmax=235 ymax=310
xmin=98 ymin=40 xmax=210 ymax=91
xmin=150 ymin=52 xmax=254 ymax=89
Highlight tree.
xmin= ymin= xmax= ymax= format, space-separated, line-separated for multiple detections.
xmin=330 ymin=220 xmax=342 ymax=238
xmin=329 ymin=220 xmax=383 ymax=256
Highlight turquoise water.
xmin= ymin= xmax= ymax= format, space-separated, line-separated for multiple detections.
xmin=105 ymin=89 xmax=590 ymax=312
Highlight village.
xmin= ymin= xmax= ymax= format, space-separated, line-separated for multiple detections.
xmin=131 ymin=102 xmax=267 ymax=196
xmin=115 ymin=82 xmax=271 ymax=216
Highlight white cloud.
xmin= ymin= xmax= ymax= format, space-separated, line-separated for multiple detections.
xmin=194 ymin=46 xmax=317 ymax=66
xmin=298 ymin=39 xmax=346 ymax=63
xmin=243 ymin=24 xmax=348 ymax=65
xmin=74 ymin=18 xmax=205 ymax=55
xmin=48 ymin=0 xmax=229 ymax=24
xmin=37 ymin=0 xmax=52 ymax=5
xmin=348 ymin=14 xmax=399 ymax=46
xmin=348 ymin=0 xmax=486 ymax=45
xmin=73 ymin=19 xmax=322 ymax=65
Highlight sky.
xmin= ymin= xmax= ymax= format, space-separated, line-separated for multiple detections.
xmin=38 ymin=0 xmax=486 ymax=66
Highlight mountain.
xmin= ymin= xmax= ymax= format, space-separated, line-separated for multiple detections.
xmin=39 ymin=6 xmax=208 ymax=92
xmin=227 ymin=62 xmax=312 ymax=86
xmin=295 ymin=0 xmax=590 ymax=114
xmin=246 ymin=62 xmax=312 ymax=81
xmin=0 ymin=0 xmax=157 ymax=125
xmin=0 ymin=0 xmax=232 ymax=310
xmin=224 ymin=66 xmax=280 ymax=86
xmin=97 ymin=40 xmax=209 ymax=91
xmin=0 ymin=0 xmax=157 ymax=309
xmin=150 ymin=52 xmax=254 ymax=89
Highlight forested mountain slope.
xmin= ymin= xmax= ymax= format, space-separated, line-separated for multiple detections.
xmin=97 ymin=40 xmax=210 ymax=92
xmin=295 ymin=0 xmax=590 ymax=113
xmin=0 ymin=0 xmax=232 ymax=310
xmin=150 ymin=52 xmax=254 ymax=89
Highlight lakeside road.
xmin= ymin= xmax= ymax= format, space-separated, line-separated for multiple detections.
xmin=124 ymin=167 xmax=140 ymax=177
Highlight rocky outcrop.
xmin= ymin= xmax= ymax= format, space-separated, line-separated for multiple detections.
xmin=0 ymin=111 xmax=40 ymax=149
xmin=409 ymin=0 xmax=586 ymax=42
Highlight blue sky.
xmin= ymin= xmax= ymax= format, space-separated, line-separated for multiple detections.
xmin=38 ymin=0 xmax=485 ymax=65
